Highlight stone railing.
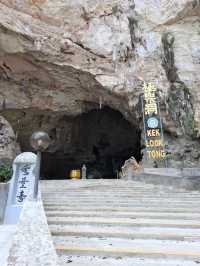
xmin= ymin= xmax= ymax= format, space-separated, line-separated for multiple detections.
xmin=6 ymin=191 xmax=59 ymax=266
xmin=134 ymin=168 xmax=200 ymax=190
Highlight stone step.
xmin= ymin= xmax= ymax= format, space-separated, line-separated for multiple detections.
xmin=43 ymin=196 xmax=200 ymax=201
xmin=41 ymin=184 xmax=158 ymax=187
xmin=45 ymin=210 xmax=200 ymax=220
xmin=41 ymin=187 xmax=186 ymax=191
xmin=40 ymin=180 xmax=156 ymax=185
xmin=42 ymin=191 xmax=194 ymax=195
xmin=43 ymin=203 xmax=200 ymax=209
xmin=41 ymin=180 xmax=200 ymax=265
xmin=43 ymin=193 xmax=200 ymax=200
xmin=41 ymin=186 xmax=181 ymax=189
xmin=43 ymin=200 xmax=200 ymax=205
xmin=42 ymin=187 xmax=197 ymax=191
xmin=58 ymin=255 xmax=200 ymax=266
xmin=43 ymin=198 xmax=200 ymax=203
xmin=47 ymin=216 xmax=200 ymax=228
xmin=54 ymin=236 xmax=200 ymax=260
xmin=42 ymin=191 xmax=175 ymax=195
xmin=44 ymin=206 xmax=200 ymax=213
xmin=49 ymin=224 xmax=200 ymax=241
xmin=40 ymin=184 xmax=195 ymax=189
xmin=42 ymin=191 xmax=192 ymax=195
xmin=41 ymin=187 xmax=176 ymax=192
xmin=41 ymin=193 xmax=200 ymax=197
xmin=40 ymin=181 xmax=179 ymax=189
xmin=41 ymin=185 xmax=158 ymax=188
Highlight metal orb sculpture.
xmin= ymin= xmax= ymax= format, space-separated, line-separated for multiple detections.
xmin=30 ymin=131 xmax=51 ymax=152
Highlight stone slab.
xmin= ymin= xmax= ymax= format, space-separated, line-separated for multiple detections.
xmin=58 ymin=255 xmax=200 ymax=266
xmin=55 ymin=236 xmax=200 ymax=259
xmin=47 ymin=216 xmax=200 ymax=228
xmin=50 ymin=224 xmax=200 ymax=241
xmin=45 ymin=210 xmax=200 ymax=220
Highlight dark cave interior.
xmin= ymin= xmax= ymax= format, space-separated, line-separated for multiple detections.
xmin=41 ymin=107 xmax=142 ymax=179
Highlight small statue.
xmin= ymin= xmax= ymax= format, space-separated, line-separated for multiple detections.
xmin=81 ymin=164 xmax=87 ymax=179
xmin=121 ymin=156 xmax=141 ymax=180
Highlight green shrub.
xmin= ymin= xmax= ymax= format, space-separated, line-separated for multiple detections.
xmin=0 ymin=164 xmax=12 ymax=183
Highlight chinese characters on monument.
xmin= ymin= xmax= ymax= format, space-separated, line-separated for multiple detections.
xmin=142 ymin=82 xmax=166 ymax=160
xmin=15 ymin=164 xmax=32 ymax=204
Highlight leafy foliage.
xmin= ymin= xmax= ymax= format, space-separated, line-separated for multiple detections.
xmin=0 ymin=164 xmax=12 ymax=183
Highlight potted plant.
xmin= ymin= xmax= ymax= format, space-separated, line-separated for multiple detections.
xmin=0 ymin=164 xmax=12 ymax=183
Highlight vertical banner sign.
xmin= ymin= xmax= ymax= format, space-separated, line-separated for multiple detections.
xmin=142 ymin=82 xmax=166 ymax=160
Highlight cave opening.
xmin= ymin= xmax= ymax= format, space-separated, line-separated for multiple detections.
xmin=41 ymin=106 xmax=142 ymax=179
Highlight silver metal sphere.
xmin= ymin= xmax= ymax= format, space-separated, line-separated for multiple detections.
xmin=30 ymin=131 xmax=51 ymax=151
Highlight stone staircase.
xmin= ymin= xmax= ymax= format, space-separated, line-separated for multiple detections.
xmin=41 ymin=179 xmax=200 ymax=266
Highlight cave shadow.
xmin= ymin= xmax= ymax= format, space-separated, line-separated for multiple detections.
xmin=41 ymin=106 xmax=142 ymax=179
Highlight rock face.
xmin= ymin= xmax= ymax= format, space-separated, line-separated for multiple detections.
xmin=0 ymin=0 xmax=199 ymax=170
xmin=0 ymin=116 xmax=20 ymax=165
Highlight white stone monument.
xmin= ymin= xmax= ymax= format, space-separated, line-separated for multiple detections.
xmin=4 ymin=152 xmax=37 ymax=224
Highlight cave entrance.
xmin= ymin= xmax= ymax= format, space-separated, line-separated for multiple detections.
xmin=41 ymin=106 xmax=142 ymax=179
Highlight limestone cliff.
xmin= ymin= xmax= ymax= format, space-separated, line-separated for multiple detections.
xmin=0 ymin=0 xmax=200 ymax=169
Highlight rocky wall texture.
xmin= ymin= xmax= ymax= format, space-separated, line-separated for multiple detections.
xmin=0 ymin=0 xmax=199 ymax=167
xmin=0 ymin=116 xmax=20 ymax=165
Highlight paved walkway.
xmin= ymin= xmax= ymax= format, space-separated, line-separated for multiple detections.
xmin=41 ymin=180 xmax=200 ymax=266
